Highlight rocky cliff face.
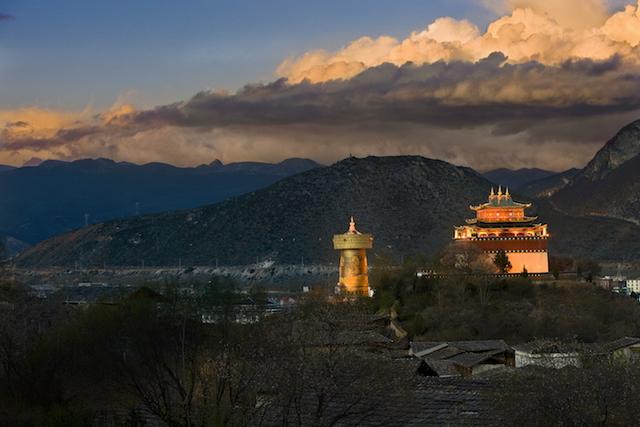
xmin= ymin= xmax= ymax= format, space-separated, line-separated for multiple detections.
xmin=552 ymin=119 xmax=640 ymax=223
xmin=579 ymin=119 xmax=640 ymax=181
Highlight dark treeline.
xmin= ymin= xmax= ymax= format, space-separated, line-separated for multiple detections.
xmin=0 ymin=279 xmax=408 ymax=426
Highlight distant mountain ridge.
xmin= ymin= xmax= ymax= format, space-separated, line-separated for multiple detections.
xmin=482 ymin=168 xmax=555 ymax=190
xmin=0 ymin=157 xmax=321 ymax=245
xmin=204 ymin=157 xmax=319 ymax=176
xmin=17 ymin=155 xmax=640 ymax=268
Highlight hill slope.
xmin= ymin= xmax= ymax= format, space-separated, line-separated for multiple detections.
xmin=0 ymin=157 xmax=320 ymax=244
xmin=18 ymin=155 xmax=640 ymax=268
xmin=17 ymin=156 xmax=494 ymax=267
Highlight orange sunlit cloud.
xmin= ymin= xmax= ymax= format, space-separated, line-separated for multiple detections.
xmin=277 ymin=0 xmax=640 ymax=83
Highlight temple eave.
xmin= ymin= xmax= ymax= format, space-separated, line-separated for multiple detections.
xmin=465 ymin=216 xmax=538 ymax=225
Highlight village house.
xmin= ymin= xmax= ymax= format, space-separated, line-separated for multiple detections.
xmin=409 ymin=340 xmax=514 ymax=377
xmin=626 ymin=277 xmax=640 ymax=295
xmin=596 ymin=275 xmax=628 ymax=293
xmin=513 ymin=340 xmax=583 ymax=368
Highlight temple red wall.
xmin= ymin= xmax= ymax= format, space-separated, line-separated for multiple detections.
xmin=477 ymin=208 xmax=525 ymax=222
xmin=471 ymin=238 xmax=550 ymax=273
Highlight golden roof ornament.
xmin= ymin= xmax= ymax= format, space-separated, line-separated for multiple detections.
xmin=348 ymin=216 xmax=360 ymax=234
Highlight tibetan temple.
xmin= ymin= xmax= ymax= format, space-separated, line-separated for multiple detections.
xmin=454 ymin=187 xmax=549 ymax=274
xmin=333 ymin=217 xmax=373 ymax=296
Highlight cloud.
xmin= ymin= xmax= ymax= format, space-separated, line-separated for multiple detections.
xmin=0 ymin=13 xmax=15 ymax=21
xmin=277 ymin=0 xmax=640 ymax=83
xmin=485 ymin=0 xmax=609 ymax=29
xmin=0 ymin=107 xmax=87 ymax=140
xmin=2 ymin=2 xmax=640 ymax=171
xmin=3 ymin=52 xmax=640 ymax=170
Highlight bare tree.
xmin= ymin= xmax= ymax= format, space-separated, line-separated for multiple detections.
xmin=257 ymin=300 xmax=413 ymax=426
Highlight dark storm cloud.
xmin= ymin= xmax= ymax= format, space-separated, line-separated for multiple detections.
xmin=125 ymin=53 xmax=640 ymax=130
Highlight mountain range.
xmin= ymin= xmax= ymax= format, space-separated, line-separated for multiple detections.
xmin=14 ymin=118 xmax=640 ymax=267
xmin=0 ymin=157 xmax=320 ymax=246
xmin=15 ymin=163 xmax=640 ymax=267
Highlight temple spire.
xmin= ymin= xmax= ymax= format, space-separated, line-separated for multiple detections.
xmin=506 ymin=187 xmax=510 ymax=197
xmin=498 ymin=185 xmax=502 ymax=196
xmin=490 ymin=187 xmax=495 ymax=197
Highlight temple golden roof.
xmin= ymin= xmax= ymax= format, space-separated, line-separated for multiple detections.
xmin=470 ymin=186 xmax=531 ymax=211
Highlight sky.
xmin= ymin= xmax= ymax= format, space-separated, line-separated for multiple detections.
xmin=1 ymin=0 xmax=640 ymax=170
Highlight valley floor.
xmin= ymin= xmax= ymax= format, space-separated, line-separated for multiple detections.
xmin=5 ymin=263 xmax=338 ymax=289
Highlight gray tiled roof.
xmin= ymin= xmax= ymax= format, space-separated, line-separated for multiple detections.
xmin=260 ymin=377 xmax=499 ymax=426
xmin=337 ymin=377 xmax=498 ymax=426
xmin=410 ymin=341 xmax=443 ymax=355
xmin=446 ymin=350 xmax=505 ymax=369
xmin=411 ymin=340 xmax=512 ymax=362
xmin=423 ymin=359 xmax=462 ymax=377
xmin=596 ymin=337 xmax=640 ymax=353
xmin=425 ymin=346 xmax=466 ymax=360
xmin=448 ymin=340 xmax=511 ymax=352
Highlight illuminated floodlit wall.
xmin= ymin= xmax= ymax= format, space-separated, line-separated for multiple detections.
xmin=502 ymin=251 xmax=549 ymax=274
